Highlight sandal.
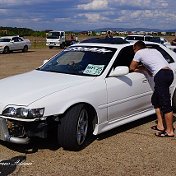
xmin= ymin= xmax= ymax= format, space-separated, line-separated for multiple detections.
xmin=155 ymin=131 xmax=174 ymax=137
xmin=151 ymin=125 xmax=164 ymax=132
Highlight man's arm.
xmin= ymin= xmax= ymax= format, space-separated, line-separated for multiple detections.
xmin=130 ymin=60 xmax=139 ymax=72
xmin=130 ymin=60 xmax=152 ymax=76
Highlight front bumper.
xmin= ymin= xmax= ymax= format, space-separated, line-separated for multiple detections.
xmin=0 ymin=118 xmax=29 ymax=144
xmin=0 ymin=47 xmax=4 ymax=53
xmin=46 ymin=42 xmax=61 ymax=47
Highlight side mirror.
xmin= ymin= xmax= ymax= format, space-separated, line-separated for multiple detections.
xmin=10 ymin=40 xmax=14 ymax=43
xmin=109 ymin=66 xmax=129 ymax=77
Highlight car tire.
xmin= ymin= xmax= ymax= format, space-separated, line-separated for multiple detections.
xmin=49 ymin=46 xmax=53 ymax=49
xmin=22 ymin=45 xmax=28 ymax=52
xmin=60 ymin=43 xmax=65 ymax=49
xmin=3 ymin=46 xmax=10 ymax=54
xmin=57 ymin=104 xmax=89 ymax=150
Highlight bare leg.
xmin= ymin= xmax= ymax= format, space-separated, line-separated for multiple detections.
xmin=165 ymin=111 xmax=174 ymax=136
xmin=155 ymin=108 xmax=165 ymax=130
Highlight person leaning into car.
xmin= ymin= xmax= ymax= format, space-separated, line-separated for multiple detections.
xmin=130 ymin=40 xmax=175 ymax=137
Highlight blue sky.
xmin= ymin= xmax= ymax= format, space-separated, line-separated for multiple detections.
xmin=0 ymin=0 xmax=176 ymax=31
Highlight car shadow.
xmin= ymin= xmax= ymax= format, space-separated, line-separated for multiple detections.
xmin=0 ymin=50 xmax=35 ymax=54
xmin=1 ymin=114 xmax=173 ymax=153
xmin=96 ymin=114 xmax=156 ymax=141
xmin=10 ymin=50 xmax=35 ymax=54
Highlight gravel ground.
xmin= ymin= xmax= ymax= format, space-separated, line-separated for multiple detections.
xmin=0 ymin=48 xmax=176 ymax=176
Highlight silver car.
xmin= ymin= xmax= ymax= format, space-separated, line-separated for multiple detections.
xmin=0 ymin=36 xmax=31 ymax=54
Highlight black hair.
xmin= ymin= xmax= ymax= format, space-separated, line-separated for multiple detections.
xmin=133 ymin=40 xmax=146 ymax=49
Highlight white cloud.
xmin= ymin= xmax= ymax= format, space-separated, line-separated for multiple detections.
xmin=110 ymin=0 xmax=168 ymax=9
xmin=78 ymin=13 xmax=107 ymax=22
xmin=54 ymin=17 xmax=71 ymax=22
xmin=114 ymin=8 xmax=176 ymax=29
xmin=77 ymin=0 xmax=108 ymax=10
xmin=113 ymin=0 xmax=151 ymax=6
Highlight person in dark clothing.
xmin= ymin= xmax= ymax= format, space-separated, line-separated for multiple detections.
xmin=130 ymin=41 xmax=175 ymax=137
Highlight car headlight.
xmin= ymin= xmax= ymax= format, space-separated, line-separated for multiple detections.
xmin=2 ymin=107 xmax=45 ymax=119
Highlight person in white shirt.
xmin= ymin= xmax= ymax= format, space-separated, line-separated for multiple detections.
xmin=130 ymin=40 xmax=174 ymax=137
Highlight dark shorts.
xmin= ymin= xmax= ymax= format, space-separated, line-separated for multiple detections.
xmin=151 ymin=69 xmax=174 ymax=114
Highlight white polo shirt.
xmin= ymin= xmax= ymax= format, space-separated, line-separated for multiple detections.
xmin=133 ymin=48 xmax=170 ymax=76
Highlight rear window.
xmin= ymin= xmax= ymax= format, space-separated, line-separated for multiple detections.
xmin=146 ymin=44 xmax=174 ymax=63
xmin=125 ymin=36 xmax=144 ymax=41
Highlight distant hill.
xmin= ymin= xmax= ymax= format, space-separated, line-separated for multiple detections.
xmin=89 ymin=27 xmax=176 ymax=32
xmin=1 ymin=26 xmax=176 ymax=34
xmin=71 ymin=28 xmax=176 ymax=33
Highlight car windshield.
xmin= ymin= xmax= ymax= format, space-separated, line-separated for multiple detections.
xmin=47 ymin=32 xmax=60 ymax=39
xmin=150 ymin=37 xmax=161 ymax=43
xmin=39 ymin=46 xmax=116 ymax=76
xmin=0 ymin=38 xmax=11 ymax=42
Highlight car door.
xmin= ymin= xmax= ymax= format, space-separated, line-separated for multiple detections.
xmin=12 ymin=37 xmax=24 ymax=50
xmin=105 ymin=46 xmax=153 ymax=122
xmin=105 ymin=71 xmax=153 ymax=122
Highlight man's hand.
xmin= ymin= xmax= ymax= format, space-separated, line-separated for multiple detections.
xmin=130 ymin=60 xmax=139 ymax=72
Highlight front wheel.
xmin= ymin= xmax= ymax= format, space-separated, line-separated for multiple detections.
xmin=60 ymin=43 xmax=65 ymax=49
xmin=3 ymin=46 xmax=10 ymax=54
xmin=58 ymin=104 xmax=89 ymax=150
xmin=22 ymin=45 xmax=28 ymax=52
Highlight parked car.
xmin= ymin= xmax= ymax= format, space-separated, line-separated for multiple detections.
xmin=0 ymin=39 xmax=176 ymax=150
xmin=125 ymin=35 xmax=153 ymax=42
xmin=150 ymin=37 xmax=176 ymax=53
xmin=0 ymin=36 xmax=31 ymax=54
xmin=125 ymin=35 xmax=176 ymax=53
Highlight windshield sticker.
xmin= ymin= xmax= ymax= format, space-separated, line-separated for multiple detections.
xmin=83 ymin=64 xmax=105 ymax=75
xmin=64 ymin=47 xmax=112 ymax=53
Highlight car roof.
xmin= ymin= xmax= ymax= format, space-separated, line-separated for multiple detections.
xmin=80 ymin=37 xmax=129 ymax=44
xmin=0 ymin=36 xmax=19 ymax=39
xmin=72 ymin=40 xmax=161 ymax=50
xmin=126 ymin=34 xmax=153 ymax=37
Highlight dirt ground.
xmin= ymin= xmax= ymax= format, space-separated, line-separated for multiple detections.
xmin=0 ymin=48 xmax=176 ymax=176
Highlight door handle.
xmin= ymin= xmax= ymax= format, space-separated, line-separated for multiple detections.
xmin=142 ymin=79 xmax=148 ymax=83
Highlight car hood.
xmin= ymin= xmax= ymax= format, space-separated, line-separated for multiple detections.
xmin=0 ymin=70 xmax=95 ymax=106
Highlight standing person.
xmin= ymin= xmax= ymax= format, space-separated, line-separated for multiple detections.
xmin=130 ymin=40 xmax=175 ymax=137
xmin=171 ymin=37 xmax=176 ymax=46
xmin=105 ymin=30 xmax=113 ymax=38
xmin=70 ymin=34 xmax=74 ymax=40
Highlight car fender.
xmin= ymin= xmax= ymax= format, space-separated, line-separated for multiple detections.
xmin=28 ymin=79 xmax=108 ymax=124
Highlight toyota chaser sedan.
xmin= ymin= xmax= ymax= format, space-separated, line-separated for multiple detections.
xmin=0 ymin=36 xmax=31 ymax=54
xmin=0 ymin=40 xmax=176 ymax=150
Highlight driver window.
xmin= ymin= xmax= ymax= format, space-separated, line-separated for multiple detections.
xmin=113 ymin=46 xmax=135 ymax=68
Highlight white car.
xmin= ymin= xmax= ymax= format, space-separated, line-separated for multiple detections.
xmin=150 ymin=37 xmax=176 ymax=53
xmin=125 ymin=34 xmax=153 ymax=42
xmin=0 ymin=36 xmax=31 ymax=54
xmin=0 ymin=39 xmax=176 ymax=150
xmin=125 ymin=35 xmax=176 ymax=52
